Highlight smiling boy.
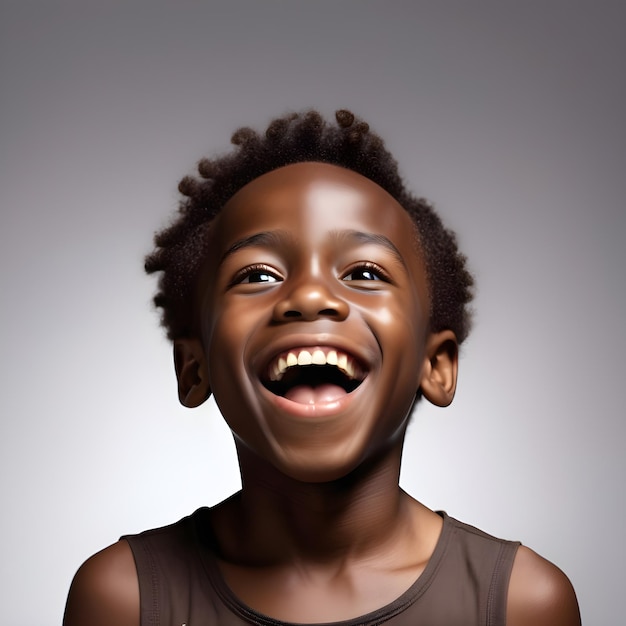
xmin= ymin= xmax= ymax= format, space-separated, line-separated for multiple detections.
xmin=64 ymin=110 xmax=580 ymax=625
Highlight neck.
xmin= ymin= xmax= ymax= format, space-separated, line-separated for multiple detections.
xmin=213 ymin=438 xmax=415 ymax=566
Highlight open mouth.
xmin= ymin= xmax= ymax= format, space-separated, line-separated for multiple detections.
xmin=262 ymin=348 xmax=367 ymax=405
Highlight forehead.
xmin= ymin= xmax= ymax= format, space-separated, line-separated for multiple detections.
xmin=210 ymin=162 xmax=421 ymax=259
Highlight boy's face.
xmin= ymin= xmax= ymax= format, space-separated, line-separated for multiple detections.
xmin=180 ymin=162 xmax=456 ymax=482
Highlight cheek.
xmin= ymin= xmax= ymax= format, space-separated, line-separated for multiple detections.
xmin=368 ymin=303 xmax=395 ymax=327
xmin=363 ymin=290 xmax=427 ymax=350
xmin=202 ymin=298 xmax=239 ymax=383
xmin=204 ymin=315 xmax=256 ymax=436
xmin=365 ymin=293 xmax=428 ymax=395
xmin=206 ymin=316 xmax=244 ymax=383
xmin=203 ymin=301 xmax=267 ymax=399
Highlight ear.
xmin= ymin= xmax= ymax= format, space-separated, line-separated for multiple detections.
xmin=418 ymin=330 xmax=459 ymax=407
xmin=173 ymin=338 xmax=211 ymax=407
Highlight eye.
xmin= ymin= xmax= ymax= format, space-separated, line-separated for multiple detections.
xmin=231 ymin=264 xmax=283 ymax=286
xmin=342 ymin=263 xmax=390 ymax=283
xmin=241 ymin=271 xmax=279 ymax=284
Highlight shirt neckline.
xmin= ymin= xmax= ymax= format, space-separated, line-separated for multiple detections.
xmin=191 ymin=508 xmax=454 ymax=626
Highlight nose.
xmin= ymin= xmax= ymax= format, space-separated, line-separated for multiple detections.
xmin=272 ymin=280 xmax=349 ymax=322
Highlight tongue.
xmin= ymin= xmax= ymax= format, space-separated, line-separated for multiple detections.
xmin=284 ymin=383 xmax=347 ymax=405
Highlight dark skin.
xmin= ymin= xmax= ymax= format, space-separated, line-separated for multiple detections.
xmin=64 ymin=163 xmax=581 ymax=625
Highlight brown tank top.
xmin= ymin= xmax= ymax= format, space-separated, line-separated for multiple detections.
xmin=123 ymin=508 xmax=520 ymax=626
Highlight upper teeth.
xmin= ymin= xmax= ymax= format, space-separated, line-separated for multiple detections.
xmin=268 ymin=348 xmax=358 ymax=382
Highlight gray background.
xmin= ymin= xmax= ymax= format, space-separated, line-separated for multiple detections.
xmin=1 ymin=1 xmax=624 ymax=624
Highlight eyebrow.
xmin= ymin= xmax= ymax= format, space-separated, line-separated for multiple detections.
xmin=219 ymin=230 xmax=294 ymax=265
xmin=333 ymin=230 xmax=408 ymax=269
xmin=219 ymin=229 xmax=408 ymax=268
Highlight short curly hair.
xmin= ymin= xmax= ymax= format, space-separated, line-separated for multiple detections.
xmin=145 ymin=109 xmax=474 ymax=343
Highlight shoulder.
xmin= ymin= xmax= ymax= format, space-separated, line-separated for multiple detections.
xmin=506 ymin=545 xmax=580 ymax=626
xmin=63 ymin=540 xmax=139 ymax=626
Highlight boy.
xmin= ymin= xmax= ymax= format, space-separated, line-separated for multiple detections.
xmin=64 ymin=110 xmax=580 ymax=625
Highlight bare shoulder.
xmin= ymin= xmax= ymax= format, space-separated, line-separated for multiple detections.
xmin=507 ymin=545 xmax=580 ymax=626
xmin=63 ymin=540 xmax=139 ymax=626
